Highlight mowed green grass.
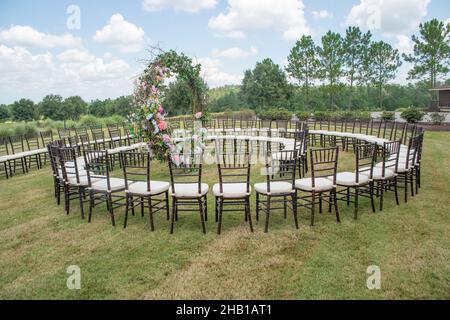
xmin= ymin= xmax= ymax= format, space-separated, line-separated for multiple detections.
xmin=0 ymin=132 xmax=449 ymax=299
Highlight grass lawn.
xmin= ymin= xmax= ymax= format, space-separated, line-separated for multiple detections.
xmin=0 ymin=131 xmax=449 ymax=299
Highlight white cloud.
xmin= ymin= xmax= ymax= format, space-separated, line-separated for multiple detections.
xmin=196 ymin=57 xmax=242 ymax=87
xmin=208 ymin=0 xmax=310 ymax=41
xmin=312 ymin=10 xmax=333 ymax=19
xmin=93 ymin=14 xmax=146 ymax=53
xmin=445 ymin=18 xmax=450 ymax=26
xmin=211 ymin=46 xmax=258 ymax=59
xmin=0 ymin=25 xmax=82 ymax=48
xmin=0 ymin=45 xmax=135 ymax=103
xmin=346 ymin=0 xmax=430 ymax=36
xmin=395 ymin=34 xmax=413 ymax=54
xmin=142 ymin=0 xmax=217 ymax=12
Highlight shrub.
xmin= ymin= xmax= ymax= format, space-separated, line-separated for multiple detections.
xmin=296 ymin=111 xmax=310 ymax=121
xmin=258 ymin=108 xmax=292 ymax=120
xmin=0 ymin=126 xmax=11 ymax=137
xmin=78 ymin=115 xmax=102 ymax=128
xmin=356 ymin=111 xmax=372 ymax=121
xmin=313 ymin=111 xmax=330 ymax=121
xmin=381 ymin=111 xmax=395 ymax=121
xmin=430 ymin=112 xmax=446 ymax=125
xmin=400 ymin=107 xmax=425 ymax=123
xmin=234 ymin=108 xmax=255 ymax=120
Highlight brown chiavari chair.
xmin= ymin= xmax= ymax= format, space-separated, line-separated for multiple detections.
xmin=333 ymin=143 xmax=377 ymax=219
xmin=84 ymin=149 xmax=126 ymax=226
xmin=8 ymin=135 xmax=28 ymax=175
xmin=394 ymin=134 xmax=421 ymax=203
xmin=213 ymin=140 xmax=253 ymax=234
xmin=414 ymin=129 xmax=425 ymax=193
xmin=39 ymin=130 xmax=54 ymax=165
xmin=23 ymin=133 xmax=44 ymax=170
xmin=75 ymin=127 xmax=88 ymax=137
xmin=120 ymin=150 xmax=170 ymax=231
xmin=371 ymin=140 xmax=401 ymax=211
xmin=296 ymin=146 xmax=340 ymax=226
xmin=47 ymin=143 xmax=64 ymax=205
xmin=276 ymin=120 xmax=289 ymax=138
xmin=90 ymin=126 xmax=107 ymax=150
xmin=259 ymin=119 xmax=272 ymax=137
xmin=0 ymin=136 xmax=12 ymax=179
xmin=59 ymin=146 xmax=89 ymax=218
xmin=254 ymin=148 xmax=298 ymax=232
xmin=167 ymin=149 xmax=208 ymax=234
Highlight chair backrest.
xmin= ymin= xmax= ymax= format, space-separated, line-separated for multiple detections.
xmin=58 ymin=128 xmax=72 ymax=140
xmin=0 ymin=136 xmax=12 ymax=157
xmin=355 ymin=143 xmax=377 ymax=181
xmin=259 ymin=119 xmax=272 ymax=130
xmin=8 ymin=135 xmax=25 ymax=154
xmin=184 ymin=118 xmax=194 ymax=131
xmin=47 ymin=143 xmax=60 ymax=177
xmin=216 ymin=148 xmax=251 ymax=195
xmin=167 ymin=150 xmax=204 ymax=195
xmin=262 ymin=149 xmax=298 ymax=192
xmin=59 ymin=146 xmax=84 ymax=184
xmin=84 ymin=149 xmax=111 ymax=189
xmin=415 ymin=129 xmax=425 ymax=164
xmin=24 ymin=133 xmax=41 ymax=152
xmin=120 ymin=150 xmax=153 ymax=192
xmin=380 ymin=140 xmax=401 ymax=176
xmin=75 ymin=127 xmax=88 ymax=137
xmin=91 ymin=126 xmax=106 ymax=148
xmin=310 ymin=146 xmax=339 ymax=185
xmin=404 ymin=134 xmax=421 ymax=170
xmin=40 ymin=130 xmax=54 ymax=146
xmin=276 ymin=120 xmax=288 ymax=132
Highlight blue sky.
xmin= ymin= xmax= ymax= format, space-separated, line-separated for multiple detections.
xmin=0 ymin=0 xmax=449 ymax=104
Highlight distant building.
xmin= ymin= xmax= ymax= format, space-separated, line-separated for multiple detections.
xmin=429 ymin=85 xmax=450 ymax=112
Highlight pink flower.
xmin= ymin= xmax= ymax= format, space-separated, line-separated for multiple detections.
xmin=162 ymin=134 xmax=171 ymax=144
xmin=158 ymin=120 xmax=168 ymax=131
xmin=158 ymin=106 xmax=164 ymax=114
xmin=195 ymin=112 xmax=203 ymax=119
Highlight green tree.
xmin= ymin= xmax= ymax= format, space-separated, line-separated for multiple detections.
xmin=164 ymin=79 xmax=198 ymax=116
xmin=317 ymin=31 xmax=345 ymax=110
xmin=0 ymin=104 xmax=10 ymax=121
xmin=286 ymin=35 xmax=319 ymax=109
xmin=403 ymin=19 xmax=450 ymax=103
xmin=39 ymin=95 xmax=64 ymax=120
xmin=106 ymin=96 xmax=133 ymax=117
xmin=241 ymin=58 xmax=293 ymax=109
xmin=371 ymin=41 xmax=402 ymax=109
xmin=89 ymin=99 xmax=109 ymax=117
xmin=63 ymin=96 xmax=87 ymax=120
xmin=343 ymin=27 xmax=372 ymax=109
xmin=11 ymin=99 xmax=36 ymax=121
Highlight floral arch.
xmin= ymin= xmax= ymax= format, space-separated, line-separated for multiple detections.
xmin=130 ymin=49 xmax=207 ymax=160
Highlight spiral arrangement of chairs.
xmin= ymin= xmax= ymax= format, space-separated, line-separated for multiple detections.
xmin=8 ymin=117 xmax=423 ymax=235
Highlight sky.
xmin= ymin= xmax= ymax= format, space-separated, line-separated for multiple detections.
xmin=0 ymin=0 xmax=449 ymax=104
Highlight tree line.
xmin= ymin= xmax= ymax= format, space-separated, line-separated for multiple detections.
xmin=0 ymin=95 xmax=133 ymax=122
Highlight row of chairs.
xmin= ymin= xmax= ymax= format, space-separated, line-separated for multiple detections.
xmin=0 ymin=131 xmax=54 ymax=179
xmin=0 ymin=123 xmax=136 ymax=180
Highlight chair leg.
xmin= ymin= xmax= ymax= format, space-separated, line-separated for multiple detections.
xmin=165 ymin=191 xmax=170 ymax=220
xmin=255 ymin=192 xmax=259 ymax=222
xmin=292 ymin=192 xmax=299 ymax=230
xmin=370 ymin=182 xmax=376 ymax=213
xmin=354 ymin=187 xmax=359 ymax=220
xmin=148 ymin=197 xmax=154 ymax=231
xmin=124 ymin=194 xmax=129 ymax=229
xmin=310 ymin=191 xmax=316 ymax=226
xmin=204 ymin=195 xmax=208 ymax=222
xmin=88 ymin=190 xmax=94 ymax=223
xmin=394 ymin=177 xmax=399 ymax=206
xmin=379 ymin=180 xmax=384 ymax=211
xmin=108 ymin=194 xmax=115 ymax=227
xmin=217 ymin=198 xmax=223 ymax=235
xmin=404 ymin=173 xmax=408 ymax=203
xmin=199 ymin=198 xmax=206 ymax=234
xmin=214 ymin=196 xmax=218 ymax=222
xmin=264 ymin=195 xmax=271 ymax=233
xmin=283 ymin=195 xmax=287 ymax=219
xmin=170 ymin=197 xmax=176 ymax=234
xmin=334 ymin=189 xmax=340 ymax=223
xmin=410 ymin=171 xmax=415 ymax=197
xmin=78 ymin=187 xmax=85 ymax=219
xmin=246 ymin=197 xmax=254 ymax=232
xmin=319 ymin=193 xmax=323 ymax=213
xmin=140 ymin=197 xmax=144 ymax=218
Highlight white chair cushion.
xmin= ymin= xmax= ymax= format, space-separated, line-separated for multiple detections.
xmin=213 ymin=183 xmax=251 ymax=198
xmin=330 ymin=172 xmax=370 ymax=186
xmin=295 ymin=177 xmax=334 ymax=192
xmin=254 ymin=181 xmax=294 ymax=195
xmin=170 ymin=183 xmax=209 ymax=198
xmin=68 ymin=174 xmax=101 ymax=186
xmin=361 ymin=167 xmax=395 ymax=180
xmin=91 ymin=177 xmax=126 ymax=192
xmin=126 ymin=180 xmax=170 ymax=195
xmin=271 ymin=151 xmax=296 ymax=160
